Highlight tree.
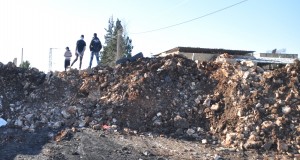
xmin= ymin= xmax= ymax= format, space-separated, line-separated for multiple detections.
xmin=100 ymin=16 xmax=117 ymax=66
xmin=124 ymin=36 xmax=133 ymax=58
xmin=104 ymin=16 xmax=115 ymax=44
xmin=100 ymin=16 xmax=134 ymax=66
xmin=19 ymin=60 xmax=30 ymax=69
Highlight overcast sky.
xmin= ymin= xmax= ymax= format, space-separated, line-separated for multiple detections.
xmin=0 ymin=0 xmax=299 ymax=72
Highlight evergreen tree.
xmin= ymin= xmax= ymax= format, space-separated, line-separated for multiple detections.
xmin=124 ymin=36 xmax=133 ymax=58
xmin=19 ymin=60 xmax=30 ymax=69
xmin=104 ymin=16 xmax=114 ymax=44
xmin=101 ymin=16 xmax=117 ymax=66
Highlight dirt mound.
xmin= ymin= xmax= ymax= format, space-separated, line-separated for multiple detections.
xmin=0 ymin=56 xmax=299 ymax=155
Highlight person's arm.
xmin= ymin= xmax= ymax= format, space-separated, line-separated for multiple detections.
xmin=89 ymin=41 xmax=92 ymax=51
xmin=75 ymin=41 xmax=78 ymax=53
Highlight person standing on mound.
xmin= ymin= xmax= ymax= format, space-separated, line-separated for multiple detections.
xmin=71 ymin=35 xmax=86 ymax=70
xmin=64 ymin=47 xmax=72 ymax=71
xmin=89 ymin=33 xmax=102 ymax=68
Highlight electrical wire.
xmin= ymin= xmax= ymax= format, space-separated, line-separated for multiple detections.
xmin=131 ymin=0 xmax=249 ymax=34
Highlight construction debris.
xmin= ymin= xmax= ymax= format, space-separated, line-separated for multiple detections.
xmin=0 ymin=55 xmax=300 ymax=156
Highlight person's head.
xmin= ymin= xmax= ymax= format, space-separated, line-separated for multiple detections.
xmin=66 ymin=47 xmax=69 ymax=50
xmin=94 ymin=33 xmax=97 ymax=37
xmin=81 ymin=35 xmax=84 ymax=39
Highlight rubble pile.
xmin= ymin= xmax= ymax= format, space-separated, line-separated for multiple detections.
xmin=209 ymin=59 xmax=300 ymax=154
xmin=0 ymin=55 xmax=299 ymax=155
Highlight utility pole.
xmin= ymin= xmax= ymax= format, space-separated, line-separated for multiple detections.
xmin=49 ymin=48 xmax=58 ymax=72
xmin=21 ymin=48 xmax=23 ymax=64
xmin=116 ymin=29 xmax=123 ymax=61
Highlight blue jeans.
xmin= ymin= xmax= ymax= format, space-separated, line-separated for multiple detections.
xmin=89 ymin=51 xmax=100 ymax=68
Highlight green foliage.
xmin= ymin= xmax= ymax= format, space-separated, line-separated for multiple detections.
xmin=100 ymin=16 xmax=134 ymax=66
xmin=124 ymin=36 xmax=133 ymax=58
xmin=19 ymin=60 xmax=31 ymax=69
xmin=104 ymin=16 xmax=115 ymax=44
xmin=101 ymin=16 xmax=117 ymax=66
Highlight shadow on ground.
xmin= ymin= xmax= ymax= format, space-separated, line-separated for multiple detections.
xmin=0 ymin=126 xmax=168 ymax=160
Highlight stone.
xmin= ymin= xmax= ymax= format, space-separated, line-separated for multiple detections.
xmin=211 ymin=103 xmax=220 ymax=111
xmin=186 ymin=128 xmax=195 ymax=135
xmin=194 ymin=95 xmax=202 ymax=105
xmin=244 ymin=140 xmax=262 ymax=149
xmin=53 ymin=121 xmax=63 ymax=129
xmin=156 ymin=112 xmax=162 ymax=117
xmin=237 ymin=108 xmax=243 ymax=117
xmin=153 ymin=119 xmax=162 ymax=126
xmin=277 ymin=140 xmax=288 ymax=152
xmin=223 ymin=133 xmax=237 ymax=146
xmin=282 ymin=106 xmax=291 ymax=114
xmin=203 ymin=96 xmax=211 ymax=107
xmin=106 ymin=108 xmax=113 ymax=116
xmin=25 ymin=114 xmax=34 ymax=121
xmin=92 ymin=124 xmax=101 ymax=130
xmin=174 ymin=115 xmax=189 ymax=129
xmin=261 ymin=121 xmax=274 ymax=130
xmin=61 ymin=110 xmax=71 ymax=119
xmin=214 ymin=154 xmax=222 ymax=160
xmin=243 ymin=71 xmax=250 ymax=79
xmin=263 ymin=140 xmax=274 ymax=151
xmin=15 ymin=118 xmax=23 ymax=127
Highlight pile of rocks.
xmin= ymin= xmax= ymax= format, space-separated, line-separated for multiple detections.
xmin=0 ymin=55 xmax=299 ymax=155
xmin=208 ymin=59 xmax=300 ymax=154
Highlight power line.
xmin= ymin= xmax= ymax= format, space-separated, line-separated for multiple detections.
xmin=131 ymin=0 xmax=249 ymax=34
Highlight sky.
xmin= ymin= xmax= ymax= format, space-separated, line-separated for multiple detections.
xmin=0 ymin=0 xmax=299 ymax=72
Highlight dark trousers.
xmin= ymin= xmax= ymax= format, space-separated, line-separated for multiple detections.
xmin=71 ymin=54 xmax=83 ymax=69
xmin=65 ymin=59 xmax=70 ymax=71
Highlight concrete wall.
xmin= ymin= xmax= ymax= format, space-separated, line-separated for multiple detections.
xmin=256 ymin=53 xmax=298 ymax=58
xmin=159 ymin=51 xmax=250 ymax=62
xmin=180 ymin=52 xmax=219 ymax=61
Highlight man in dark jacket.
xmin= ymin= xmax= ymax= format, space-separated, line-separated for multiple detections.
xmin=89 ymin=33 xmax=102 ymax=68
xmin=71 ymin=35 xmax=86 ymax=70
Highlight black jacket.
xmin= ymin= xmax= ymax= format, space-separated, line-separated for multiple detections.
xmin=89 ymin=37 xmax=102 ymax=52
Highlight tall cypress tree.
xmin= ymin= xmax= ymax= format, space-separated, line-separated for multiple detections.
xmin=101 ymin=16 xmax=116 ymax=66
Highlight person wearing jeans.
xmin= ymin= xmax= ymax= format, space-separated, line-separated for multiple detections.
xmin=89 ymin=33 xmax=102 ymax=68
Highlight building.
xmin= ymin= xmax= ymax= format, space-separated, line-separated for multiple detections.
xmin=251 ymin=53 xmax=298 ymax=69
xmin=155 ymin=46 xmax=298 ymax=70
xmin=154 ymin=47 xmax=255 ymax=61
xmin=254 ymin=52 xmax=298 ymax=59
